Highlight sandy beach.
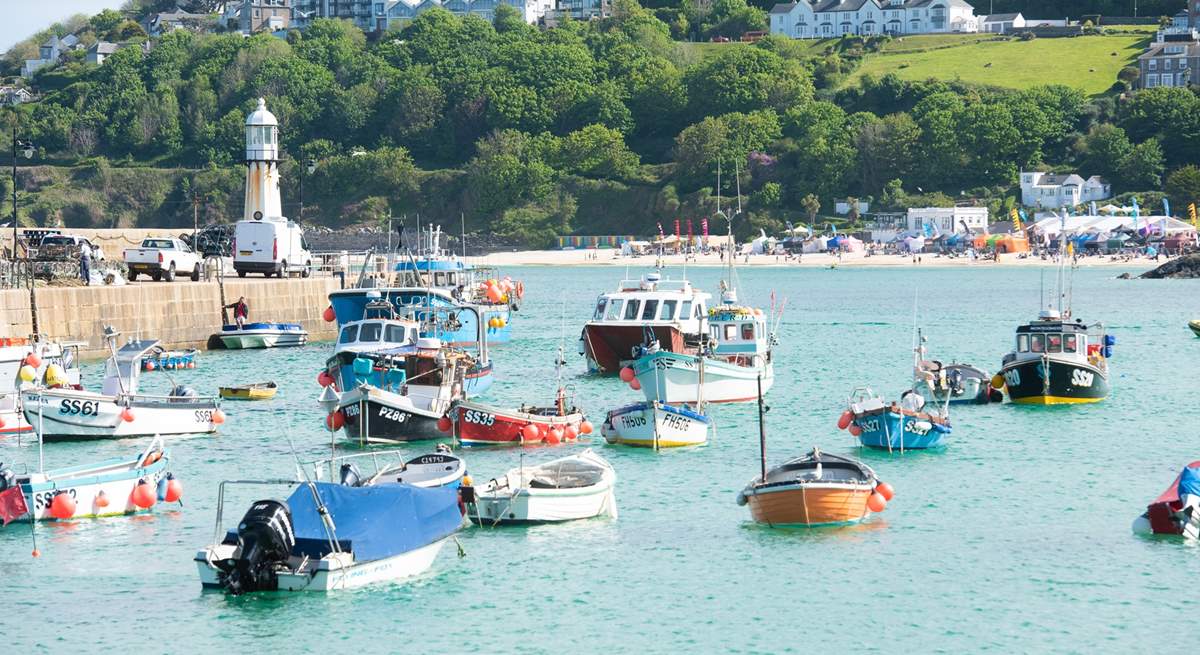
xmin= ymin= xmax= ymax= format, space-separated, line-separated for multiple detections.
xmin=478 ymin=248 xmax=1162 ymax=270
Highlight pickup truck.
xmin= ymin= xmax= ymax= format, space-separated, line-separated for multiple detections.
xmin=123 ymin=238 xmax=203 ymax=282
xmin=36 ymin=234 xmax=105 ymax=263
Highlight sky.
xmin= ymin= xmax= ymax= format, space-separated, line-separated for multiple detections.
xmin=3 ymin=0 xmax=126 ymax=53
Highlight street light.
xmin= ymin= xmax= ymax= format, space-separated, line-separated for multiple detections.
xmin=298 ymin=157 xmax=317 ymax=221
xmin=11 ymin=126 xmax=34 ymax=264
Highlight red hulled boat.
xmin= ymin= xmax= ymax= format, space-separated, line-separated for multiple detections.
xmin=1133 ymin=461 xmax=1200 ymax=537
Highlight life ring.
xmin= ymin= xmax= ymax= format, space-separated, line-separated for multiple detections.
xmin=515 ymin=281 xmax=525 ymax=300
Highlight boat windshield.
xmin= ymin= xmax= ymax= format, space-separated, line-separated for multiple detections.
xmin=680 ymin=300 xmax=692 ymax=321
xmin=360 ymin=322 xmax=382 ymax=343
xmin=385 ymin=324 xmax=408 ymax=343
xmin=1017 ymin=334 xmax=1029 ymax=352
xmin=659 ymin=300 xmax=677 ymax=320
xmin=604 ymin=300 xmax=623 ymax=321
xmin=340 ymin=324 xmax=359 ymax=343
xmin=1063 ymin=334 xmax=1078 ymax=353
xmin=623 ymin=300 xmax=641 ymax=320
xmin=1030 ymin=334 xmax=1045 ymax=353
xmin=593 ymin=299 xmax=606 ymax=320
xmin=641 ymin=300 xmax=658 ymax=320
xmin=1047 ymin=334 xmax=1062 ymax=353
xmin=741 ymin=323 xmax=755 ymax=340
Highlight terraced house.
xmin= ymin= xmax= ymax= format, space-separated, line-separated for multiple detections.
xmin=768 ymin=0 xmax=978 ymax=39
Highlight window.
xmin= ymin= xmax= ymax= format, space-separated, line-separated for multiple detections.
xmin=641 ymin=299 xmax=659 ymax=320
xmin=1047 ymin=334 xmax=1063 ymax=353
xmin=1031 ymin=334 xmax=1045 ymax=352
xmin=1163 ymin=74 xmax=1175 ymax=87
xmin=1146 ymin=73 xmax=1158 ymax=87
xmin=623 ymin=300 xmax=641 ymax=320
xmin=385 ymin=324 xmax=407 ymax=343
xmin=741 ymin=323 xmax=755 ymax=340
xmin=660 ymin=300 xmax=677 ymax=321
xmin=593 ymin=299 xmax=607 ymax=320
xmin=680 ymin=301 xmax=692 ymax=321
xmin=1148 ymin=58 xmax=1157 ymax=70
xmin=1017 ymin=334 xmax=1029 ymax=352
xmin=1166 ymin=58 xmax=1174 ymax=70
xmin=695 ymin=303 xmax=705 ymax=319
xmin=723 ymin=324 xmax=737 ymax=340
xmin=1063 ymin=334 xmax=1078 ymax=353
xmin=339 ymin=324 xmax=359 ymax=343
xmin=359 ymin=322 xmax=382 ymax=342
xmin=604 ymin=300 xmax=623 ymax=320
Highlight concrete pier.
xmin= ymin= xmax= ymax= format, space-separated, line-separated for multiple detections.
xmin=0 ymin=278 xmax=339 ymax=355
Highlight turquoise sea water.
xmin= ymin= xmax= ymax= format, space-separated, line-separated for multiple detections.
xmin=4 ymin=264 xmax=1200 ymax=653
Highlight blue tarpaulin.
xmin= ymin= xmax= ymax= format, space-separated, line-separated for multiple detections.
xmin=1179 ymin=466 xmax=1200 ymax=498
xmin=287 ymin=482 xmax=461 ymax=562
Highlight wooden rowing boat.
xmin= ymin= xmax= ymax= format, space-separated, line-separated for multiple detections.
xmin=219 ymin=381 xmax=278 ymax=400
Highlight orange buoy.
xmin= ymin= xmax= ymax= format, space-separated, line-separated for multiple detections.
xmin=95 ymin=490 xmax=110 ymax=508
xmin=317 ymin=370 xmax=333 ymax=387
xmin=837 ymin=410 xmax=853 ymax=430
xmin=521 ymin=423 xmax=540 ymax=441
xmin=437 ymin=416 xmax=453 ymax=433
xmin=579 ymin=420 xmax=593 ymax=434
xmin=145 ymin=361 xmax=156 ymax=371
xmin=49 ymin=492 xmax=76 ymax=519
xmin=164 ymin=475 xmax=183 ymax=503
xmin=619 ymin=367 xmax=635 ymax=383
xmin=323 ymin=306 xmax=336 ymax=322
xmin=564 ymin=425 xmax=578 ymax=440
xmin=120 ymin=407 xmax=135 ymax=423
xmin=544 ymin=430 xmax=561 ymax=445
xmin=876 ymin=481 xmax=894 ymax=501
xmin=212 ymin=408 xmax=226 ymax=425
xmin=629 ymin=378 xmax=641 ymax=391
xmin=325 ymin=411 xmax=345 ymax=430
xmin=867 ymin=493 xmax=887 ymax=512
xmin=848 ymin=423 xmax=862 ymax=437
xmin=24 ymin=353 xmax=41 ymax=368
xmin=132 ymin=480 xmax=156 ymax=509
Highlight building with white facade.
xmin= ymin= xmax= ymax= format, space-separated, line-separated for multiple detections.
xmin=1020 ymin=172 xmax=1111 ymax=210
xmin=980 ymin=12 xmax=1023 ymax=33
xmin=869 ymin=206 xmax=986 ymax=241
xmin=382 ymin=0 xmax=549 ymax=26
xmin=21 ymin=34 xmax=79 ymax=78
xmin=768 ymin=0 xmax=978 ymax=39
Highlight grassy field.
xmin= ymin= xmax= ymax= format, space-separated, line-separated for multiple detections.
xmin=846 ymin=33 xmax=1150 ymax=95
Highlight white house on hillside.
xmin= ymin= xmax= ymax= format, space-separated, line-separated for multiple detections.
xmin=768 ymin=0 xmax=978 ymax=39
xmin=1020 ymin=171 xmax=1111 ymax=209
xmin=980 ymin=12 xmax=1023 ymax=33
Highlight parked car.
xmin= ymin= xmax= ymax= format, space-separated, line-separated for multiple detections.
xmin=36 ymin=235 xmax=105 ymax=262
xmin=233 ymin=216 xmax=312 ymax=278
xmin=740 ymin=31 xmax=767 ymax=42
xmin=123 ymin=237 xmax=204 ymax=282
xmin=710 ymin=35 xmax=731 ymax=42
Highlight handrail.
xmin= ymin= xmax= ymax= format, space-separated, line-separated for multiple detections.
xmin=211 ymin=479 xmax=300 ymax=546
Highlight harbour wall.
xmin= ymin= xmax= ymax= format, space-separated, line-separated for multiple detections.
xmin=0 ymin=278 xmax=340 ymax=356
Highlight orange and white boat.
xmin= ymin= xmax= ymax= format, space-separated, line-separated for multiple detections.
xmin=736 ymin=377 xmax=893 ymax=527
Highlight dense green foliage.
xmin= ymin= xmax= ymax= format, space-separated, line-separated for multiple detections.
xmin=6 ymin=3 xmax=1200 ymax=245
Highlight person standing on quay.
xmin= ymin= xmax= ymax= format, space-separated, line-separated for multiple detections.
xmin=79 ymin=240 xmax=92 ymax=286
xmin=225 ymin=296 xmax=249 ymax=329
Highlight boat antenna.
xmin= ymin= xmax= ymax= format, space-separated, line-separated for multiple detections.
xmin=461 ymin=212 xmax=467 ymax=259
xmin=756 ymin=374 xmax=767 ymax=482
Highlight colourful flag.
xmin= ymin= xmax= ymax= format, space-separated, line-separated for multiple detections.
xmin=687 ymin=219 xmax=693 ymax=243
xmin=1010 ymin=208 xmax=1022 ymax=233
xmin=674 ymin=219 xmax=681 ymax=240
xmin=1163 ymin=198 xmax=1171 ymax=218
xmin=0 ymin=486 xmax=28 ymax=526
xmin=1189 ymin=203 xmax=1197 ymax=229
xmin=701 ymin=217 xmax=708 ymax=237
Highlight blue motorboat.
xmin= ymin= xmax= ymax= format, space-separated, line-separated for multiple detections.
xmin=842 ymin=387 xmax=951 ymax=451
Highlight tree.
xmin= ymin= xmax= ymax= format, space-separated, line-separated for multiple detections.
xmin=90 ymin=9 xmax=125 ymax=36
xmin=1079 ymin=124 xmax=1133 ymax=186
xmin=493 ymin=3 xmax=531 ymax=33
xmin=684 ymin=48 xmax=813 ymax=119
xmin=1122 ymin=138 xmax=1165 ymax=190
xmin=552 ymin=125 xmax=640 ymax=178
xmin=1165 ymin=165 xmax=1200 ymax=211
xmin=845 ymin=195 xmax=860 ymax=228
xmin=854 ymin=112 xmax=920 ymax=194
xmin=801 ymin=193 xmax=820 ymax=224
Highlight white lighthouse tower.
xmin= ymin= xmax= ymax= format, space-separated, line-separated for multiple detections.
xmin=243 ymin=97 xmax=283 ymax=221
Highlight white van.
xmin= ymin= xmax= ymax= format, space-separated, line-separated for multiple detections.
xmin=233 ymin=215 xmax=313 ymax=278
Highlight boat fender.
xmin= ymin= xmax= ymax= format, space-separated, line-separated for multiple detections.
xmin=735 ymin=490 xmax=748 ymax=506
xmin=516 ymin=281 xmax=524 ymax=300
xmin=460 ymin=484 xmax=476 ymax=505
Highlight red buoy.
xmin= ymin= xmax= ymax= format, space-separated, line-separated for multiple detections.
xmin=120 ymin=407 xmax=135 ymax=423
xmin=876 ymin=481 xmax=894 ymax=501
xmin=326 ymin=411 xmax=345 ymax=430
xmin=848 ymin=423 xmax=862 ymax=437
xmin=212 ymin=409 xmax=226 ymax=425
xmin=544 ymin=430 xmax=561 ymax=445
xmin=437 ymin=416 xmax=453 ymax=433
xmin=522 ymin=423 xmax=541 ymax=441
xmin=629 ymin=378 xmax=642 ymax=391
xmin=144 ymin=361 xmax=156 ymax=371
xmin=564 ymin=425 xmax=578 ymax=441
xmin=24 ymin=353 xmax=42 ymax=368
xmin=837 ymin=410 xmax=853 ymax=430
xmin=132 ymin=480 xmax=156 ymax=509
xmin=317 ymin=371 xmax=333 ymax=387
xmin=49 ymin=492 xmax=76 ymax=519
xmin=619 ymin=367 xmax=635 ymax=383
xmin=95 ymin=490 xmax=110 ymax=508
xmin=323 ymin=306 xmax=336 ymax=322
xmin=164 ymin=475 xmax=183 ymax=503
xmin=579 ymin=420 xmax=593 ymax=435
xmin=867 ymin=493 xmax=887 ymax=513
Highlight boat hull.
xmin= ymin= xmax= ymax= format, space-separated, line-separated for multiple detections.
xmin=631 ymin=351 xmax=772 ymax=404
xmin=21 ymin=390 xmax=219 ymax=441
xmin=218 ymin=326 xmax=308 ymax=349
xmin=852 ymin=409 xmax=949 ymax=450
xmin=914 ymin=364 xmax=991 ymax=405
xmin=339 ymin=387 xmax=447 ymax=444
xmin=581 ymin=324 xmax=688 ymax=374
xmin=743 ymin=483 xmax=872 ymax=527
xmin=999 ymin=357 xmax=1109 ymax=405
xmin=196 ymin=537 xmax=449 ymax=592
xmin=453 ymin=401 xmax=583 ymax=446
xmin=219 ymin=386 xmax=277 ymax=400
xmin=14 ymin=451 xmax=171 ymax=522
xmin=469 ymin=485 xmax=617 ymax=524
xmin=601 ymin=401 xmax=709 ymax=448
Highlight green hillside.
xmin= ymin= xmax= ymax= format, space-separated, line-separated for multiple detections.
xmin=847 ymin=34 xmax=1149 ymax=95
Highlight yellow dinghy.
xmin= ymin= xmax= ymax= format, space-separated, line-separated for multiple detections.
xmin=219 ymin=381 xmax=278 ymax=401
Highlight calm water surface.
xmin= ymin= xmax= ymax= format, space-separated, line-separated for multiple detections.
xmin=3 ymin=264 xmax=1199 ymax=653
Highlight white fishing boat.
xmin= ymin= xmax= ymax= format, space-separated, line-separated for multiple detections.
xmin=21 ymin=328 xmax=222 ymax=441
xmin=0 ymin=337 xmax=83 ymax=436
xmin=912 ymin=329 xmax=996 ymax=405
xmin=217 ymin=322 xmax=308 ymax=349
xmin=0 ymin=436 xmax=177 ymax=522
xmin=601 ymin=401 xmax=710 ymax=448
xmin=195 ymin=478 xmax=463 ymax=594
xmin=309 ymin=447 xmax=467 ymax=489
xmin=467 ymin=449 xmax=617 ymax=525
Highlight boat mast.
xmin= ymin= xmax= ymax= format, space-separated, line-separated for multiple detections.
xmin=756 ymin=374 xmax=766 ymax=482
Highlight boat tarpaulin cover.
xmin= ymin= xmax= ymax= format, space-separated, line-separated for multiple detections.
xmin=286 ymin=482 xmax=460 ymax=562
xmin=1179 ymin=466 xmax=1200 ymax=498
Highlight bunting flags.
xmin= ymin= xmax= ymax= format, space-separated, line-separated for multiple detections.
xmin=701 ymin=217 xmax=708 ymax=237
xmin=687 ymin=219 xmax=693 ymax=244
xmin=1190 ymin=203 xmax=1197 ymax=229
xmin=674 ymin=219 xmax=681 ymax=241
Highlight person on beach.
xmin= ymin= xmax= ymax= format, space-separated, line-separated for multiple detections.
xmin=225 ymin=296 xmax=249 ymax=329
xmin=79 ymin=241 xmax=92 ymax=285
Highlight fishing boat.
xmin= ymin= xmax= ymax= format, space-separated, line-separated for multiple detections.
xmin=466 ymin=449 xmax=617 ymax=525
xmin=841 ymin=387 xmax=951 ymax=451
xmin=452 ymin=345 xmax=589 ymax=446
xmin=310 ymin=446 xmax=467 ymax=489
xmin=21 ymin=328 xmax=222 ymax=441
xmin=0 ymin=337 xmax=83 ymax=436
xmin=911 ymin=330 xmax=996 ymax=405
xmin=1189 ymin=320 xmax=1200 ymax=337
xmin=601 ymin=401 xmax=710 ymax=448
xmin=217 ymin=322 xmax=308 ymax=349
xmin=0 ymin=436 xmax=178 ymax=522
xmin=737 ymin=377 xmax=892 ymax=527
xmin=330 ymin=296 xmax=420 ymax=356
xmin=996 ymin=309 xmax=1112 ymax=405
xmin=333 ymin=338 xmax=480 ymax=445
xmin=1132 ymin=461 xmax=1200 ymax=538
xmin=143 ymin=346 xmax=198 ymax=371
xmin=219 ymin=381 xmax=278 ymax=401
xmin=578 ymin=271 xmax=711 ymax=374
xmin=195 ymin=479 xmax=463 ymax=594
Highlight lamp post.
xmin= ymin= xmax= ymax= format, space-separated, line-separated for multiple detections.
xmin=298 ymin=158 xmax=317 ymax=220
xmin=10 ymin=126 xmax=34 ymax=264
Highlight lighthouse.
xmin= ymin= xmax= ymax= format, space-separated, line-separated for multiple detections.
xmin=243 ymin=97 xmax=283 ymax=221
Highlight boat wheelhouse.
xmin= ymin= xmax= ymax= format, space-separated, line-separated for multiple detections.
xmin=998 ymin=309 xmax=1111 ymax=405
xmin=579 ymin=272 xmax=711 ymax=374
xmin=0 ymin=337 xmax=83 ymax=436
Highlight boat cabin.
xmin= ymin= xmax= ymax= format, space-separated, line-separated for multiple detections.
xmin=707 ymin=306 xmax=770 ymax=362
xmin=589 ymin=273 xmax=711 ymax=329
xmin=1007 ymin=309 xmax=1108 ymax=368
xmin=336 ymin=319 xmax=419 ymax=355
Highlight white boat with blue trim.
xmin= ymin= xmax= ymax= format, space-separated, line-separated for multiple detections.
xmin=218 ymin=322 xmax=308 ymax=349
xmin=602 ymin=401 xmax=710 ymax=448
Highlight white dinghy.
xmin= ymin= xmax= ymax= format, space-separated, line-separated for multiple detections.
xmin=21 ymin=327 xmax=222 ymax=441
xmin=466 ymin=449 xmax=617 ymax=525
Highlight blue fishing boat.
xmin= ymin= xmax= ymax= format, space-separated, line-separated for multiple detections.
xmin=840 ymin=387 xmax=951 ymax=451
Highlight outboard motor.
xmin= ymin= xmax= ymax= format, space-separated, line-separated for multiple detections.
xmin=219 ymin=499 xmax=294 ymax=595
xmin=340 ymin=463 xmax=363 ymax=487
xmin=947 ymin=368 xmax=964 ymax=395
